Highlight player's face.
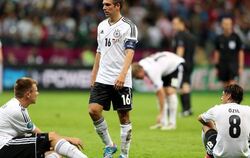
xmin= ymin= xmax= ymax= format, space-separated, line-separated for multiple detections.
xmin=103 ymin=0 xmax=118 ymax=18
xmin=222 ymin=18 xmax=233 ymax=33
xmin=221 ymin=91 xmax=230 ymax=104
xmin=27 ymin=84 xmax=39 ymax=104
xmin=172 ymin=18 xmax=181 ymax=32
xmin=135 ymin=69 xmax=145 ymax=79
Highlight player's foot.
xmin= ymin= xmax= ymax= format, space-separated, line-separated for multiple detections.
xmin=161 ymin=124 xmax=176 ymax=131
xmin=181 ymin=110 xmax=193 ymax=117
xmin=149 ymin=123 xmax=162 ymax=130
xmin=103 ymin=144 xmax=117 ymax=158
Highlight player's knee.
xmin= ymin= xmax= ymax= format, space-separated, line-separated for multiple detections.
xmin=181 ymin=83 xmax=190 ymax=93
xmin=88 ymin=104 xmax=103 ymax=121
xmin=48 ymin=131 xmax=60 ymax=141
xmin=165 ymin=87 xmax=176 ymax=95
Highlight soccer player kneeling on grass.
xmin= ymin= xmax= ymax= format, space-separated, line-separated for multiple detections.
xmin=0 ymin=77 xmax=88 ymax=158
xmin=198 ymin=84 xmax=250 ymax=158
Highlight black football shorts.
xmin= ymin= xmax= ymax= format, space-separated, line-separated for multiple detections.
xmin=0 ymin=133 xmax=50 ymax=158
xmin=89 ymin=82 xmax=133 ymax=111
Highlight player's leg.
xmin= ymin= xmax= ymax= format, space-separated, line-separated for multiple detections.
xmin=217 ymin=65 xmax=230 ymax=88
xmin=45 ymin=151 xmax=62 ymax=158
xmin=162 ymin=87 xmax=178 ymax=130
xmin=228 ymin=65 xmax=239 ymax=86
xmin=88 ymin=82 xmax=115 ymax=157
xmin=48 ymin=132 xmax=87 ymax=158
xmin=180 ymin=82 xmax=192 ymax=115
xmin=201 ymin=125 xmax=217 ymax=158
xmin=180 ymin=65 xmax=193 ymax=116
xmin=113 ymin=87 xmax=132 ymax=158
xmin=117 ymin=110 xmax=132 ymax=158
xmin=89 ymin=103 xmax=114 ymax=147
xmin=161 ymin=64 xmax=183 ymax=130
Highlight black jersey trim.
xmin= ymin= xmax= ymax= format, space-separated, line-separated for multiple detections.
xmin=21 ymin=108 xmax=29 ymax=123
xmin=122 ymin=17 xmax=136 ymax=38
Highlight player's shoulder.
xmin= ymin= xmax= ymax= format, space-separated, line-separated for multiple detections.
xmin=121 ymin=17 xmax=135 ymax=24
xmin=98 ymin=18 xmax=109 ymax=27
xmin=121 ymin=17 xmax=137 ymax=28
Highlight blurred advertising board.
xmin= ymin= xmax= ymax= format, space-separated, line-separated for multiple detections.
xmin=3 ymin=65 xmax=91 ymax=90
xmin=3 ymin=66 xmax=250 ymax=91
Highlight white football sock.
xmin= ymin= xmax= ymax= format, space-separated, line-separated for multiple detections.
xmin=120 ymin=123 xmax=132 ymax=157
xmin=55 ymin=139 xmax=88 ymax=158
xmin=161 ymin=102 xmax=169 ymax=126
xmin=94 ymin=117 xmax=113 ymax=146
xmin=45 ymin=152 xmax=61 ymax=158
xmin=167 ymin=94 xmax=178 ymax=126
xmin=201 ymin=130 xmax=205 ymax=145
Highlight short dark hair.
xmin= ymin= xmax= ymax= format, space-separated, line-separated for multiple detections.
xmin=224 ymin=84 xmax=243 ymax=104
xmin=14 ymin=77 xmax=37 ymax=98
xmin=113 ymin=0 xmax=124 ymax=9
xmin=131 ymin=62 xmax=143 ymax=78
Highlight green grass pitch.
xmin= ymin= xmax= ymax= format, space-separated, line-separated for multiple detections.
xmin=0 ymin=91 xmax=249 ymax=157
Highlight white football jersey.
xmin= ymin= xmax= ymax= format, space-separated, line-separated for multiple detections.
xmin=139 ymin=51 xmax=185 ymax=91
xmin=96 ymin=17 xmax=138 ymax=88
xmin=0 ymin=98 xmax=36 ymax=149
xmin=201 ymin=103 xmax=250 ymax=158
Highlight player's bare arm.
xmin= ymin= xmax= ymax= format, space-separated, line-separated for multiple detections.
xmin=90 ymin=52 xmax=101 ymax=87
xmin=176 ymin=46 xmax=185 ymax=57
xmin=198 ymin=115 xmax=215 ymax=129
xmin=33 ymin=127 xmax=42 ymax=134
xmin=114 ymin=49 xmax=134 ymax=90
xmin=156 ymin=88 xmax=166 ymax=123
xmin=238 ymin=49 xmax=244 ymax=75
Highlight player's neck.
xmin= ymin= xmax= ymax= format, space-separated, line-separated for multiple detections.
xmin=109 ymin=13 xmax=122 ymax=25
xmin=223 ymin=30 xmax=232 ymax=36
xmin=16 ymin=97 xmax=30 ymax=108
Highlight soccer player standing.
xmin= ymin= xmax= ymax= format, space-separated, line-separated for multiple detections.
xmin=198 ymin=84 xmax=250 ymax=158
xmin=132 ymin=51 xmax=184 ymax=130
xmin=172 ymin=16 xmax=196 ymax=117
xmin=88 ymin=0 xmax=138 ymax=158
xmin=214 ymin=17 xmax=244 ymax=88
xmin=0 ymin=77 xmax=88 ymax=158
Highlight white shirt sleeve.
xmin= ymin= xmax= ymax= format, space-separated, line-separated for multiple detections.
xmin=9 ymin=109 xmax=35 ymax=133
xmin=201 ymin=106 xmax=217 ymax=123
xmin=96 ymin=25 xmax=101 ymax=53
xmin=124 ymin=24 xmax=138 ymax=42
xmin=147 ymin=69 xmax=163 ymax=91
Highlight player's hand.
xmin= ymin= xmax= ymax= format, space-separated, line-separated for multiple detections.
xmin=156 ymin=113 xmax=163 ymax=123
xmin=238 ymin=67 xmax=243 ymax=76
xmin=114 ymin=74 xmax=125 ymax=90
xmin=68 ymin=137 xmax=84 ymax=150
xmin=214 ymin=68 xmax=218 ymax=77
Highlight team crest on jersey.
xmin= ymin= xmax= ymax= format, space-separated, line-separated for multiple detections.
xmin=229 ymin=40 xmax=236 ymax=49
xmin=26 ymin=121 xmax=34 ymax=129
xmin=113 ymin=29 xmax=121 ymax=38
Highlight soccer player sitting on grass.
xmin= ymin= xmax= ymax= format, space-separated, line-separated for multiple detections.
xmin=198 ymin=84 xmax=250 ymax=158
xmin=0 ymin=77 xmax=88 ymax=158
